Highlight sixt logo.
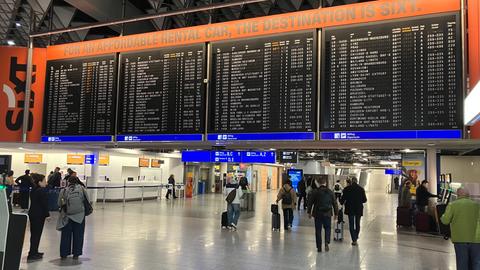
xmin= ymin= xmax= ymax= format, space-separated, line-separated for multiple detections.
xmin=3 ymin=57 xmax=36 ymax=132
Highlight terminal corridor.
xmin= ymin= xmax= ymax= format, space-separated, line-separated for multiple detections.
xmin=19 ymin=191 xmax=456 ymax=270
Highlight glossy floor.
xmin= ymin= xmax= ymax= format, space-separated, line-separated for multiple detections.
xmin=17 ymin=191 xmax=455 ymax=270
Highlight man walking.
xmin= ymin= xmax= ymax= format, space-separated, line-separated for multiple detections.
xmin=340 ymin=177 xmax=367 ymax=246
xmin=276 ymin=180 xmax=297 ymax=231
xmin=308 ymin=177 xmax=338 ymax=252
xmin=297 ymin=177 xmax=307 ymax=210
xmin=48 ymin=167 xmax=62 ymax=188
xmin=441 ymin=188 xmax=480 ymax=270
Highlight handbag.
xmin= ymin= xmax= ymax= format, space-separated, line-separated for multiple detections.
xmin=225 ymin=188 xmax=237 ymax=204
xmin=83 ymin=189 xmax=93 ymax=216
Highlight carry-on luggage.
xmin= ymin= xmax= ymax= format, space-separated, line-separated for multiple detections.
xmin=415 ymin=212 xmax=431 ymax=232
xmin=272 ymin=213 xmax=281 ymax=231
xmin=221 ymin=211 xmax=229 ymax=229
xmin=436 ymin=204 xmax=451 ymax=239
xmin=271 ymin=204 xmax=279 ymax=214
xmin=334 ymin=208 xmax=344 ymax=241
xmin=396 ymin=207 xmax=412 ymax=227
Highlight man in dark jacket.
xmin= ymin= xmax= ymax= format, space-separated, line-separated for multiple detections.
xmin=48 ymin=167 xmax=62 ymax=188
xmin=416 ymin=180 xmax=437 ymax=212
xmin=340 ymin=177 xmax=367 ymax=246
xmin=297 ymin=177 xmax=307 ymax=210
xmin=166 ymin=174 xmax=178 ymax=199
xmin=308 ymin=177 xmax=338 ymax=253
xmin=15 ymin=169 xmax=33 ymax=210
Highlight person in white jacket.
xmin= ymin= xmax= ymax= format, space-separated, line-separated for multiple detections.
xmin=224 ymin=177 xmax=243 ymax=231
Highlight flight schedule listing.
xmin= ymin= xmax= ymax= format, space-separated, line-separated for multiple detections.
xmin=118 ymin=45 xmax=205 ymax=135
xmin=210 ymin=32 xmax=316 ymax=133
xmin=43 ymin=55 xmax=116 ymax=136
xmin=323 ymin=15 xmax=462 ymax=132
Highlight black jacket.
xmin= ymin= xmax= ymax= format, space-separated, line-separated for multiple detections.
xmin=340 ymin=183 xmax=367 ymax=216
xmin=297 ymin=180 xmax=306 ymax=195
xmin=28 ymin=187 xmax=50 ymax=219
xmin=416 ymin=185 xmax=436 ymax=208
xmin=48 ymin=172 xmax=62 ymax=188
xmin=168 ymin=177 xmax=175 ymax=185
xmin=15 ymin=174 xmax=33 ymax=191
xmin=307 ymin=186 xmax=338 ymax=217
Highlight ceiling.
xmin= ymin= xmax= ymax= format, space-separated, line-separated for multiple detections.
xmin=0 ymin=0 xmax=376 ymax=47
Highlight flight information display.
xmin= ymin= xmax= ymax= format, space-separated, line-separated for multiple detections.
xmin=118 ymin=45 xmax=205 ymax=137
xmin=43 ymin=55 xmax=116 ymax=137
xmin=209 ymin=31 xmax=317 ymax=136
xmin=322 ymin=15 xmax=462 ymax=139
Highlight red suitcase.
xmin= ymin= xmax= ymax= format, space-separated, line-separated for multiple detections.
xmin=415 ymin=212 xmax=431 ymax=232
xmin=396 ymin=207 xmax=412 ymax=227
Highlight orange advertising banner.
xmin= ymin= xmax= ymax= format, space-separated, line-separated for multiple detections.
xmin=67 ymin=154 xmax=85 ymax=165
xmin=139 ymin=158 xmax=150 ymax=168
xmin=46 ymin=0 xmax=460 ymax=60
xmin=24 ymin=153 xmax=43 ymax=164
xmin=150 ymin=159 xmax=164 ymax=168
xmin=99 ymin=155 xmax=110 ymax=166
xmin=0 ymin=46 xmax=46 ymax=142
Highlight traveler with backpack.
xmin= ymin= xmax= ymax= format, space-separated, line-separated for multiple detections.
xmin=297 ymin=177 xmax=307 ymax=210
xmin=57 ymin=176 xmax=92 ymax=259
xmin=340 ymin=177 xmax=367 ymax=246
xmin=307 ymin=177 xmax=338 ymax=252
xmin=28 ymin=173 xmax=51 ymax=261
xmin=225 ymin=177 xmax=243 ymax=231
xmin=334 ymin=180 xmax=343 ymax=202
xmin=276 ymin=180 xmax=297 ymax=230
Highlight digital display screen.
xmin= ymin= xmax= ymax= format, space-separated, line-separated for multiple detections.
xmin=43 ymin=55 xmax=117 ymax=136
xmin=209 ymin=31 xmax=317 ymax=135
xmin=287 ymin=169 xmax=303 ymax=191
xmin=182 ymin=151 xmax=276 ymax=163
xmin=279 ymin=151 xmax=298 ymax=163
xmin=118 ymin=44 xmax=205 ymax=136
xmin=322 ymin=14 xmax=462 ymax=137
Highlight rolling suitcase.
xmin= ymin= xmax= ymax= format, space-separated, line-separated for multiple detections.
xmin=272 ymin=213 xmax=281 ymax=231
xmin=436 ymin=204 xmax=451 ymax=239
xmin=415 ymin=212 xmax=431 ymax=232
xmin=396 ymin=207 xmax=412 ymax=227
xmin=334 ymin=208 xmax=344 ymax=241
xmin=221 ymin=211 xmax=229 ymax=229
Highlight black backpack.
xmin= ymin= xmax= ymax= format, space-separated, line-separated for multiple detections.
xmin=317 ymin=188 xmax=333 ymax=212
xmin=282 ymin=187 xmax=293 ymax=204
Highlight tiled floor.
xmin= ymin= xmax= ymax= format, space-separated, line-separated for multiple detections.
xmin=16 ymin=191 xmax=456 ymax=270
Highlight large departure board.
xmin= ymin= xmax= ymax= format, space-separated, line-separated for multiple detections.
xmin=322 ymin=14 xmax=462 ymax=134
xmin=209 ymin=32 xmax=317 ymax=134
xmin=118 ymin=45 xmax=205 ymax=135
xmin=43 ymin=55 xmax=116 ymax=136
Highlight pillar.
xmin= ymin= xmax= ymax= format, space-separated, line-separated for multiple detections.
xmin=88 ymin=151 xmax=100 ymax=206
xmin=426 ymin=148 xmax=438 ymax=195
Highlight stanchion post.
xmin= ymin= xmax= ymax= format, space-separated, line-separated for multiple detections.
xmin=141 ymin=186 xmax=144 ymax=204
xmin=157 ymin=185 xmax=161 ymax=201
xmin=123 ymin=180 xmax=126 ymax=207
xmin=103 ymin=186 xmax=106 ymax=209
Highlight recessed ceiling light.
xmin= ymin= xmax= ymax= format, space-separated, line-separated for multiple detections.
xmin=7 ymin=40 xmax=15 ymax=46
xmin=269 ymin=148 xmax=276 ymax=151
xmin=427 ymin=143 xmax=435 ymax=147
xmin=403 ymin=148 xmax=411 ymax=153
xmin=362 ymin=153 xmax=368 ymax=157
xmin=351 ymin=148 xmax=358 ymax=151
xmin=15 ymin=22 xmax=21 ymax=27
xmin=355 ymin=152 xmax=362 ymax=155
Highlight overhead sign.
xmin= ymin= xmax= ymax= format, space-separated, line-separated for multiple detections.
xmin=139 ymin=158 xmax=150 ymax=168
xmin=99 ymin=155 xmax=109 ymax=166
xmin=46 ymin=0 xmax=460 ymax=60
xmin=151 ymin=159 xmax=164 ymax=168
xmin=385 ymin=169 xmax=402 ymax=175
xmin=24 ymin=154 xmax=43 ymax=164
xmin=182 ymin=151 xmax=276 ymax=163
xmin=402 ymin=160 xmax=423 ymax=167
xmin=279 ymin=151 xmax=298 ymax=163
xmin=67 ymin=154 xmax=85 ymax=165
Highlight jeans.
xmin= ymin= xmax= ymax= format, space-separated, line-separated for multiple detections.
xmin=298 ymin=194 xmax=307 ymax=210
xmin=60 ymin=219 xmax=85 ymax=257
xmin=283 ymin=208 xmax=294 ymax=229
xmin=29 ymin=216 xmax=46 ymax=256
xmin=314 ymin=215 xmax=332 ymax=248
xmin=227 ymin=203 xmax=240 ymax=226
xmin=348 ymin=215 xmax=362 ymax=242
xmin=453 ymin=243 xmax=480 ymax=270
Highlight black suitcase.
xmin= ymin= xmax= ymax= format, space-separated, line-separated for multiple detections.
xmin=221 ymin=211 xmax=229 ymax=229
xmin=397 ymin=207 xmax=412 ymax=227
xmin=334 ymin=208 xmax=344 ymax=241
xmin=436 ymin=204 xmax=451 ymax=239
xmin=272 ymin=213 xmax=281 ymax=231
xmin=271 ymin=204 xmax=278 ymax=214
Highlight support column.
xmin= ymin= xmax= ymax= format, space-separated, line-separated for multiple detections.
xmin=88 ymin=151 xmax=100 ymax=206
xmin=426 ymin=148 xmax=438 ymax=195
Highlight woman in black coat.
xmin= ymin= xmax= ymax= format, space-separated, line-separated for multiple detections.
xmin=28 ymin=173 xmax=51 ymax=261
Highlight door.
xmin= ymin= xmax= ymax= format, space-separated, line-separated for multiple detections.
xmin=200 ymin=168 xmax=210 ymax=194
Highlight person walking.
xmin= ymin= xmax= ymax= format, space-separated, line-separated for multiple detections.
xmin=333 ymin=180 xmax=343 ymax=202
xmin=340 ymin=177 xmax=367 ymax=246
xmin=57 ymin=176 xmax=90 ymax=259
xmin=441 ymin=188 xmax=480 ymax=270
xmin=27 ymin=173 xmax=51 ymax=261
xmin=415 ymin=180 xmax=437 ymax=212
xmin=15 ymin=169 xmax=33 ymax=210
xmin=297 ymin=177 xmax=307 ymax=210
xmin=307 ymin=177 xmax=338 ymax=252
xmin=166 ymin=174 xmax=178 ymax=199
xmin=276 ymin=180 xmax=297 ymax=231
xmin=225 ymin=177 xmax=243 ymax=231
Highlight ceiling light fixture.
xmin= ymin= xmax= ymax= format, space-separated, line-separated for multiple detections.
xmin=353 ymin=163 xmax=363 ymax=167
xmin=15 ymin=22 xmax=21 ymax=27
xmin=7 ymin=40 xmax=15 ymax=46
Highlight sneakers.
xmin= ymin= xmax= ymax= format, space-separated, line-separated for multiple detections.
xmin=27 ymin=254 xmax=43 ymax=262
xmin=230 ymin=223 xmax=237 ymax=231
xmin=325 ymin=244 xmax=330 ymax=252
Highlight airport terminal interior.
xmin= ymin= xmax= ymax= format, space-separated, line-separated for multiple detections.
xmin=0 ymin=0 xmax=480 ymax=269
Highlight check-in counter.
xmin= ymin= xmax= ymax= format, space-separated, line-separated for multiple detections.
xmin=92 ymin=181 xmax=185 ymax=202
